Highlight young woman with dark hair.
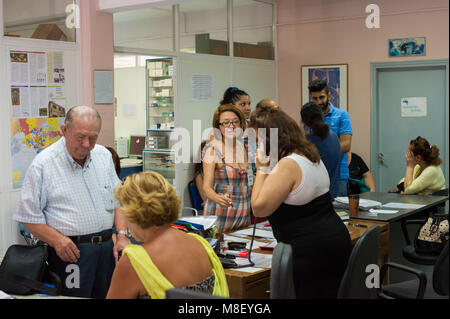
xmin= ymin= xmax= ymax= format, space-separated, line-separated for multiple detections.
xmin=394 ymin=136 xmax=446 ymax=195
xmin=221 ymin=87 xmax=251 ymax=121
xmin=249 ymin=105 xmax=351 ymax=299
xmin=301 ymin=102 xmax=341 ymax=198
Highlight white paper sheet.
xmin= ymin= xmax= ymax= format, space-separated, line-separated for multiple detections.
xmin=0 ymin=290 xmax=14 ymax=299
xmin=116 ymin=137 xmax=129 ymax=158
xmin=230 ymin=228 xmax=275 ymax=240
xmin=368 ymin=209 xmax=399 ymax=214
xmin=179 ymin=215 xmax=217 ymax=230
xmin=381 ymin=202 xmax=426 ymax=209
xmin=234 ymin=267 xmax=265 ymax=273
xmin=335 ymin=197 xmax=382 ymax=209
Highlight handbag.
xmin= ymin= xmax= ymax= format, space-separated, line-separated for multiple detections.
xmin=0 ymin=243 xmax=59 ymax=295
xmin=414 ymin=213 xmax=449 ymax=255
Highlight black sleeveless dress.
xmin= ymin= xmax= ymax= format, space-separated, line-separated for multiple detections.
xmin=268 ymin=192 xmax=351 ymax=299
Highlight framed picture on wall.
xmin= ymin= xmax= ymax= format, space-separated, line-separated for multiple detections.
xmin=301 ymin=64 xmax=348 ymax=111
xmin=388 ymin=37 xmax=426 ymax=57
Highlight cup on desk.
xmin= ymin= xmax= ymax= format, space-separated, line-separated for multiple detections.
xmin=348 ymin=194 xmax=360 ymax=217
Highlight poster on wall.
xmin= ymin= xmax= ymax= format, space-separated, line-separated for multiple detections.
xmin=10 ymin=118 xmax=64 ymax=189
xmin=301 ymin=64 xmax=348 ymax=111
xmin=389 ymin=37 xmax=426 ymax=57
xmin=8 ymin=50 xmax=67 ymax=189
xmin=190 ymin=74 xmax=214 ymax=102
xmin=8 ymin=50 xmax=66 ymax=118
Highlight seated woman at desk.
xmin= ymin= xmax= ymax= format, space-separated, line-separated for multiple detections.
xmin=391 ymin=136 xmax=445 ymax=195
xmin=249 ymin=105 xmax=351 ymax=299
xmin=202 ymin=104 xmax=252 ymax=233
xmin=348 ymin=152 xmax=376 ymax=194
xmin=106 ymin=172 xmax=229 ymax=299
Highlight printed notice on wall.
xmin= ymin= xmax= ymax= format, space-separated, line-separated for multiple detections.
xmin=401 ymin=97 xmax=427 ymax=117
xmin=190 ymin=74 xmax=214 ymax=102
xmin=8 ymin=50 xmax=66 ymax=118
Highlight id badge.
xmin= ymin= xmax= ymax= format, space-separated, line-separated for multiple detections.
xmin=103 ymin=184 xmax=115 ymax=212
xmin=247 ymin=167 xmax=254 ymax=186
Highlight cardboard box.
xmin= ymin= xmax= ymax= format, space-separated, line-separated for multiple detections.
xmin=32 ymin=24 xmax=67 ymax=41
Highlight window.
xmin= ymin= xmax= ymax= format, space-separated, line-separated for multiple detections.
xmin=3 ymin=0 xmax=77 ymax=42
xmin=233 ymin=0 xmax=274 ymax=60
xmin=114 ymin=6 xmax=173 ymax=51
xmin=179 ymin=0 xmax=228 ymax=56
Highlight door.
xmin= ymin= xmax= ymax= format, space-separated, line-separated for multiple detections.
xmin=372 ymin=61 xmax=449 ymax=192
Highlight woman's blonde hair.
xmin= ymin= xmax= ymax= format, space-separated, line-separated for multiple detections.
xmin=115 ymin=171 xmax=181 ymax=228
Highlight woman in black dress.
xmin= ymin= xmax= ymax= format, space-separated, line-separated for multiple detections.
xmin=249 ymin=106 xmax=351 ymax=298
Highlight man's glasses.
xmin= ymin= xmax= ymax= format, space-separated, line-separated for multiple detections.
xmin=220 ymin=119 xmax=240 ymax=127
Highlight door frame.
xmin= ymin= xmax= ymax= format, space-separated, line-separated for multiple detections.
xmin=370 ymin=59 xmax=449 ymax=191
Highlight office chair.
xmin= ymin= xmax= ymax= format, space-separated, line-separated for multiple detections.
xmin=270 ymin=242 xmax=296 ymax=299
xmin=165 ymin=287 xmax=227 ymax=299
xmin=337 ymin=225 xmax=381 ymax=299
xmin=400 ymin=188 xmax=449 ymax=266
xmin=378 ymin=241 xmax=448 ymax=299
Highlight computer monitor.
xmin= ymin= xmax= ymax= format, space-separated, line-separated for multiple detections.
xmin=129 ymin=135 xmax=146 ymax=158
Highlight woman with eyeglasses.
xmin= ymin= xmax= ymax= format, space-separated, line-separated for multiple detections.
xmin=202 ymin=104 xmax=252 ymax=233
xmin=392 ymin=136 xmax=446 ymax=195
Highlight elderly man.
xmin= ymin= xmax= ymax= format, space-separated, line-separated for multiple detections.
xmin=14 ymin=105 xmax=130 ymax=298
xmin=255 ymin=99 xmax=279 ymax=109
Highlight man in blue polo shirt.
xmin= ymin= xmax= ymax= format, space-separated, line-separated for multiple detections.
xmin=308 ymin=80 xmax=353 ymax=196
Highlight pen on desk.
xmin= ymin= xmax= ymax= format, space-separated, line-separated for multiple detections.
xmin=348 ymin=222 xmax=368 ymax=228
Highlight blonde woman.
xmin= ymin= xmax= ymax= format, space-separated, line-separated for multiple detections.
xmin=106 ymin=172 xmax=228 ymax=299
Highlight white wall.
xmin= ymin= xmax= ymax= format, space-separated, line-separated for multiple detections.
xmin=114 ymin=64 xmax=147 ymax=138
xmin=176 ymin=53 xmax=277 ymax=209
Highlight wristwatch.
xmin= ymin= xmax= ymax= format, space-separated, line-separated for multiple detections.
xmin=116 ymin=229 xmax=131 ymax=238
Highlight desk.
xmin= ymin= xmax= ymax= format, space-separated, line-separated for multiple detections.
xmin=224 ymin=219 xmax=390 ymax=299
xmin=119 ymin=162 xmax=142 ymax=180
xmin=349 ymin=192 xmax=448 ymax=222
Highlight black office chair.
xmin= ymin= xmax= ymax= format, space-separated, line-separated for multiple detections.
xmin=337 ymin=225 xmax=381 ymax=299
xmin=401 ymin=188 xmax=449 ymax=265
xmin=378 ymin=241 xmax=449 ymax=299
xmin=270 ymin=242 xmax=296 ymax=299
xmin=165 ymin=287 xmax=227 ymax=299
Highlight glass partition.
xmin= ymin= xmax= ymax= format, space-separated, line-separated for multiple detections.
xmin=233 ymin=0 xmax=274 ymax=60
xmin=3 ymin=0 xmax=77 ymax=42
xmin=114 ymin=6 xmax=173 ymax=51
xmin=179 ymin=0 xmax=228 ymax=55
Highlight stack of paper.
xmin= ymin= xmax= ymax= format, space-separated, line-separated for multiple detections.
xmin=336 ymin=211 xmax=349 ymax=220
xmin=178 ymin=216 xmax=217 ymax=231
xmin=335 ymin=197 xmax=382 ymax=210
xmin=230 ymin=228 xmax=275 ymax=240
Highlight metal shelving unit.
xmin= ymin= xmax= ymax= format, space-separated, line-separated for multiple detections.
xmin=144 ymin=58 xmax=176 ymax=186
